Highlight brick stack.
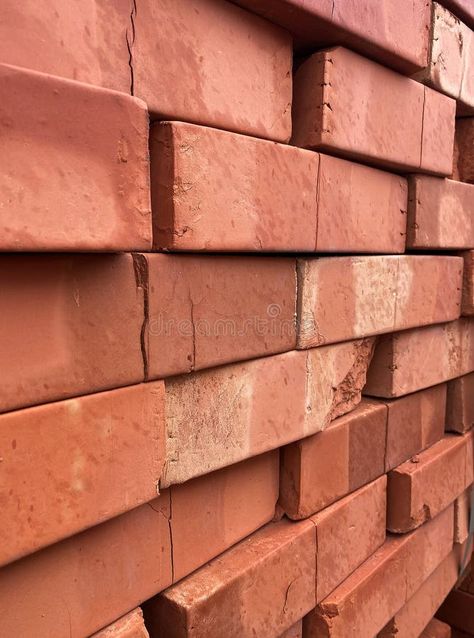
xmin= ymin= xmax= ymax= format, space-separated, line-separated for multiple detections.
xmin=0 ymin=1 xmax=473 ymax=638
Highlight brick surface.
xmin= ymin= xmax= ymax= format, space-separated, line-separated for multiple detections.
xmin=145 ymin=254 xmax=297 ymax=378
xmin=304 ymin=505 xmax=454 ymax=638
xmin=161 ymin=339 xmax=375 ymax=486
xmin=145 ymin=518 xmax=317 ymax=638
xmin=311 ymin=476 xmax=387 ymax=602
xmin=132 ymin=0 xmax=292 ymax=141
xmin=407 ymin=177 xmax=474 ymax=249
xmin=387 ymin=434 xmax=472 ymax=532
xmin=414 ymin=3 xmax=474 ymax=115
xmin=438 ymin=589 xmax=474 ymax=634
xmin=461 ymin=251 xmax=474 ymax=315
xmin=0 ymin=63 xmax=151 ymax=251
xmin=454 ymin=489 xmax=471 ymax=544
xmin=280 ymin=400 xmax=386 ymax=519
xmin=442 ymin=0 xmax=474 ymax=28
xmin=453 ymin=119 xmax=474 ymax=183
xmin=364 ymin=319 xmax=474 ymax=398
xmin=280 ymin=621 xmax=302 ymax=638
xmin=292 ymin=47 xmax=455 ymax=174
xmin=0 ymin=381 xmax=165 ymax=567
xmin=92 ymin=609 xmax=149 ymax=638
xmin=379 ymin=551 xmax=459 ymax=638
xmin=0 ymin=254 xmax=144 ymax=414
xmin=447 ymin=373 xmax=474 ymax=432
xmin=151 ymin=121 xmax=406 ymax=254
xmin=297 ymin=256 xmax=462 ymax=347
xmin=0 ymin=452 xmax=278 ymax=638
xmin=233 ymin=0 xmax=430 ymax=73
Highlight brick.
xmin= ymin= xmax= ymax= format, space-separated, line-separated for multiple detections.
xmin=442 ymin=0 xmax=474 ymax=28
xmin=92 ymin=609 xmax=149 ymax=638
xmin=438 ymin=589 xmax=474 ymax=634
xmin=414 ymin=4 xmax=474 ymax=115
xmin=161 ymin=338 xmax=375 ymax=486
xmin=0 ymin=0 xmax=131 ymax=91
xmin=132 ymin=0 xmax=292 ymax=141
xmin=280 ymin=621 xmax=302 ymax=638
xmin=151 ymin=121 xmax=406 ymax=254
xmin=311 ymin=476 xmax=387 ymax=602
xmin=304 ymin=505 xmax=454 ymax=638
xmin=0 ymin=63 xmax=151 ymax=251
xmin=144 ymin=518 xmax=317 ymax=638
xmin=0 ymin=381 xmax=164 ymax=567
xmin=280 ymin=400 xmax=386 ymax=519
xmin=461 ymin=251 xmax=474 ymax=315
xmin=407 ymin=177 xmax=474 ymax=249
xmin=382 ymin=384 xmax=447 ymax=471
xmin=387 ymin=434 xmax=472 ymax=532
xmin=145 ymin=254 xmax=297 ymax=378
xmin=292 ymin=47 xmax=455 ymax=174
xmin=232 ymin=0 xmax=430 ymax=73
xmin=364 ymin=319 xmax=474 ymax=398
xmin=453 ymin=119 xmax=474 ymax=183
xmin=379 ymin=551 xmax=459 ymax=638
xmin=297 ymin=256 xmax=462 ymax=347
xmin=0 ymin=254 xmax=144 ymax=413
xmin=447 ymin=373 xmax=474 ymax=432
xmin=0 ymin=452 xmax=278 ymax=638
xmin=454 ymin=489 xmax=471 ymax=544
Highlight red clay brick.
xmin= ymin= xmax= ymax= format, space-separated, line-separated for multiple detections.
xmin=92 ymin=609 xmax=149 ymax=638
xmin=379 ymin=551 xmax=459 ymax=638
xmin=442 ymin=0 xmax=474 ymax=28
xmin=407 ymin=177 xmax=474 ymax=249
xmin=151 ymin=121 xmax=406 ymax=254
xmin=297 ymin=256 xmax=462 ymax=347
xmin=0 ymin=254 xmax=144 ymax=413
xmin=414 ymin=4 xmax=474 ymax=116
xmin=280 ymin=621 xmax=302 ymax=638
xmin=145 ymin=254 xmax=296 ymax=378
xmin=454 ymin=489 xmax=471 ymax=544
xmin=292 ymin=47 xmax=455 ymax=174
xmin=447 ymin=373 xmax=474 ymax=432
xmin=145 ymin=518 xmax=317 ymax=638
xmin=161 ymin=339 xmax=375 ymax=486
xmin=387 ymin=434 xmax=472 ymax=532
xmin=280 ymin=401 xmax=386 ymax=519
xmin=304 ymin=505 xmax=454 ymax=638
xmin=461 ymin=251 xmax=474 ymax=315
xmin=0 ymin=381 xmax=165 ymax=567
xmin=381 ymin=384 xmax=447 ymax=471
xmin=453 ymin=119 xmax=474 ymax=183
xmin=132 ymin=0 xmax=292 ymax=141
xmin=232 ymin=0 xmax=430 ymax=73
xmin=438 ymin=589 xmax=474 ymax=634
xmin=0 ymin=0 xmax=131 ymax=91
xmin=311 ymin=476 xmax=387 ymax=602
xmin=364 ymin=319 xmax=474 ymax=398
xmin=0 ymin=452 xmax=278 ymax=638
xmin=0 ymin=63 xmax=151 ymax=251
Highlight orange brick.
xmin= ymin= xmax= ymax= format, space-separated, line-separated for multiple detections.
xmin=0 ymin=452 xmax=278 ymax=638
xmin=454 ymin=489 xmax=471 ymax=544
xmin=0 ymin=382 xmax=164 ymax=567
xmin=0 ymin=254 xmax=144 ymax=413
xmin=280 ymin=621 xmax=302 ymax=638
xmin=92 ymin=609 xmax=149 ymax=638
xmin=304 ymin=506 xmax=454 ymax=637
xmin=387 ymin=434 xmax=472 ymax=532
xmin=447 ymin=373 xmax=474 ymax=432
xmin=438 ymin=589 xmax=474 ymax=634
xmin=407 ymin=177 xmax=474 ymax=249
xmin=145 ymin=254 xmax=297 ymax=378
xmin=161 ymin=339 xmax=375 ymax=486
xmin=233 ymin=0 xmax=430 ymax=73
xmin=0 ymin=63 xmax=151 ymax=251
xmin=297 ymin=256 xmax=462 ymax=347
xmin=145 ymin=518 xmax=317 ymax=638
xmin=132 ymin=0 xmax=292 ymax=141
xmin=280 ymin=401 xmax=386 ymax=519
xmin=461 ymin=251 xmax=474 ymax=315
xmin=151 ymin=122 xmax=406 ymax=254
xmin=292 ymin=47 xmax=455 ymax=174
xmin=453 ymin=119 xmax=474 ymax=183
xmin=364 ymin=319 xmax=474 ymax=397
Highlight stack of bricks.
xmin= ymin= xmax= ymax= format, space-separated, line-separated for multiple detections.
xmin=0 ymin=1 xmax=473 ymax=637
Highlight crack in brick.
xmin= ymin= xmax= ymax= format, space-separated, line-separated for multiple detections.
xmin=126 ymin=0 xmax=137 ymax=95
xmin=132 ymin=253 xmax=149 ymax=380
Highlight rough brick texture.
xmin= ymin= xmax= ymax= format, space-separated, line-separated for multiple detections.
xmin=91 ymin=609 xmax=149 ymax=638
xmin=292 ymin=47 xmax=456 ymax=174
xmin=453 ymin=119 xmax=474 ymax=183
xmin=442 ymin=0 xmax=474 ymax=28
xmin=446 ymin=373 xmax=474 ymax=432
xmin=420 ymin=619 xmax=453 ymax=638
xmin=461 ymin=251 xmax=474 ymax=315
